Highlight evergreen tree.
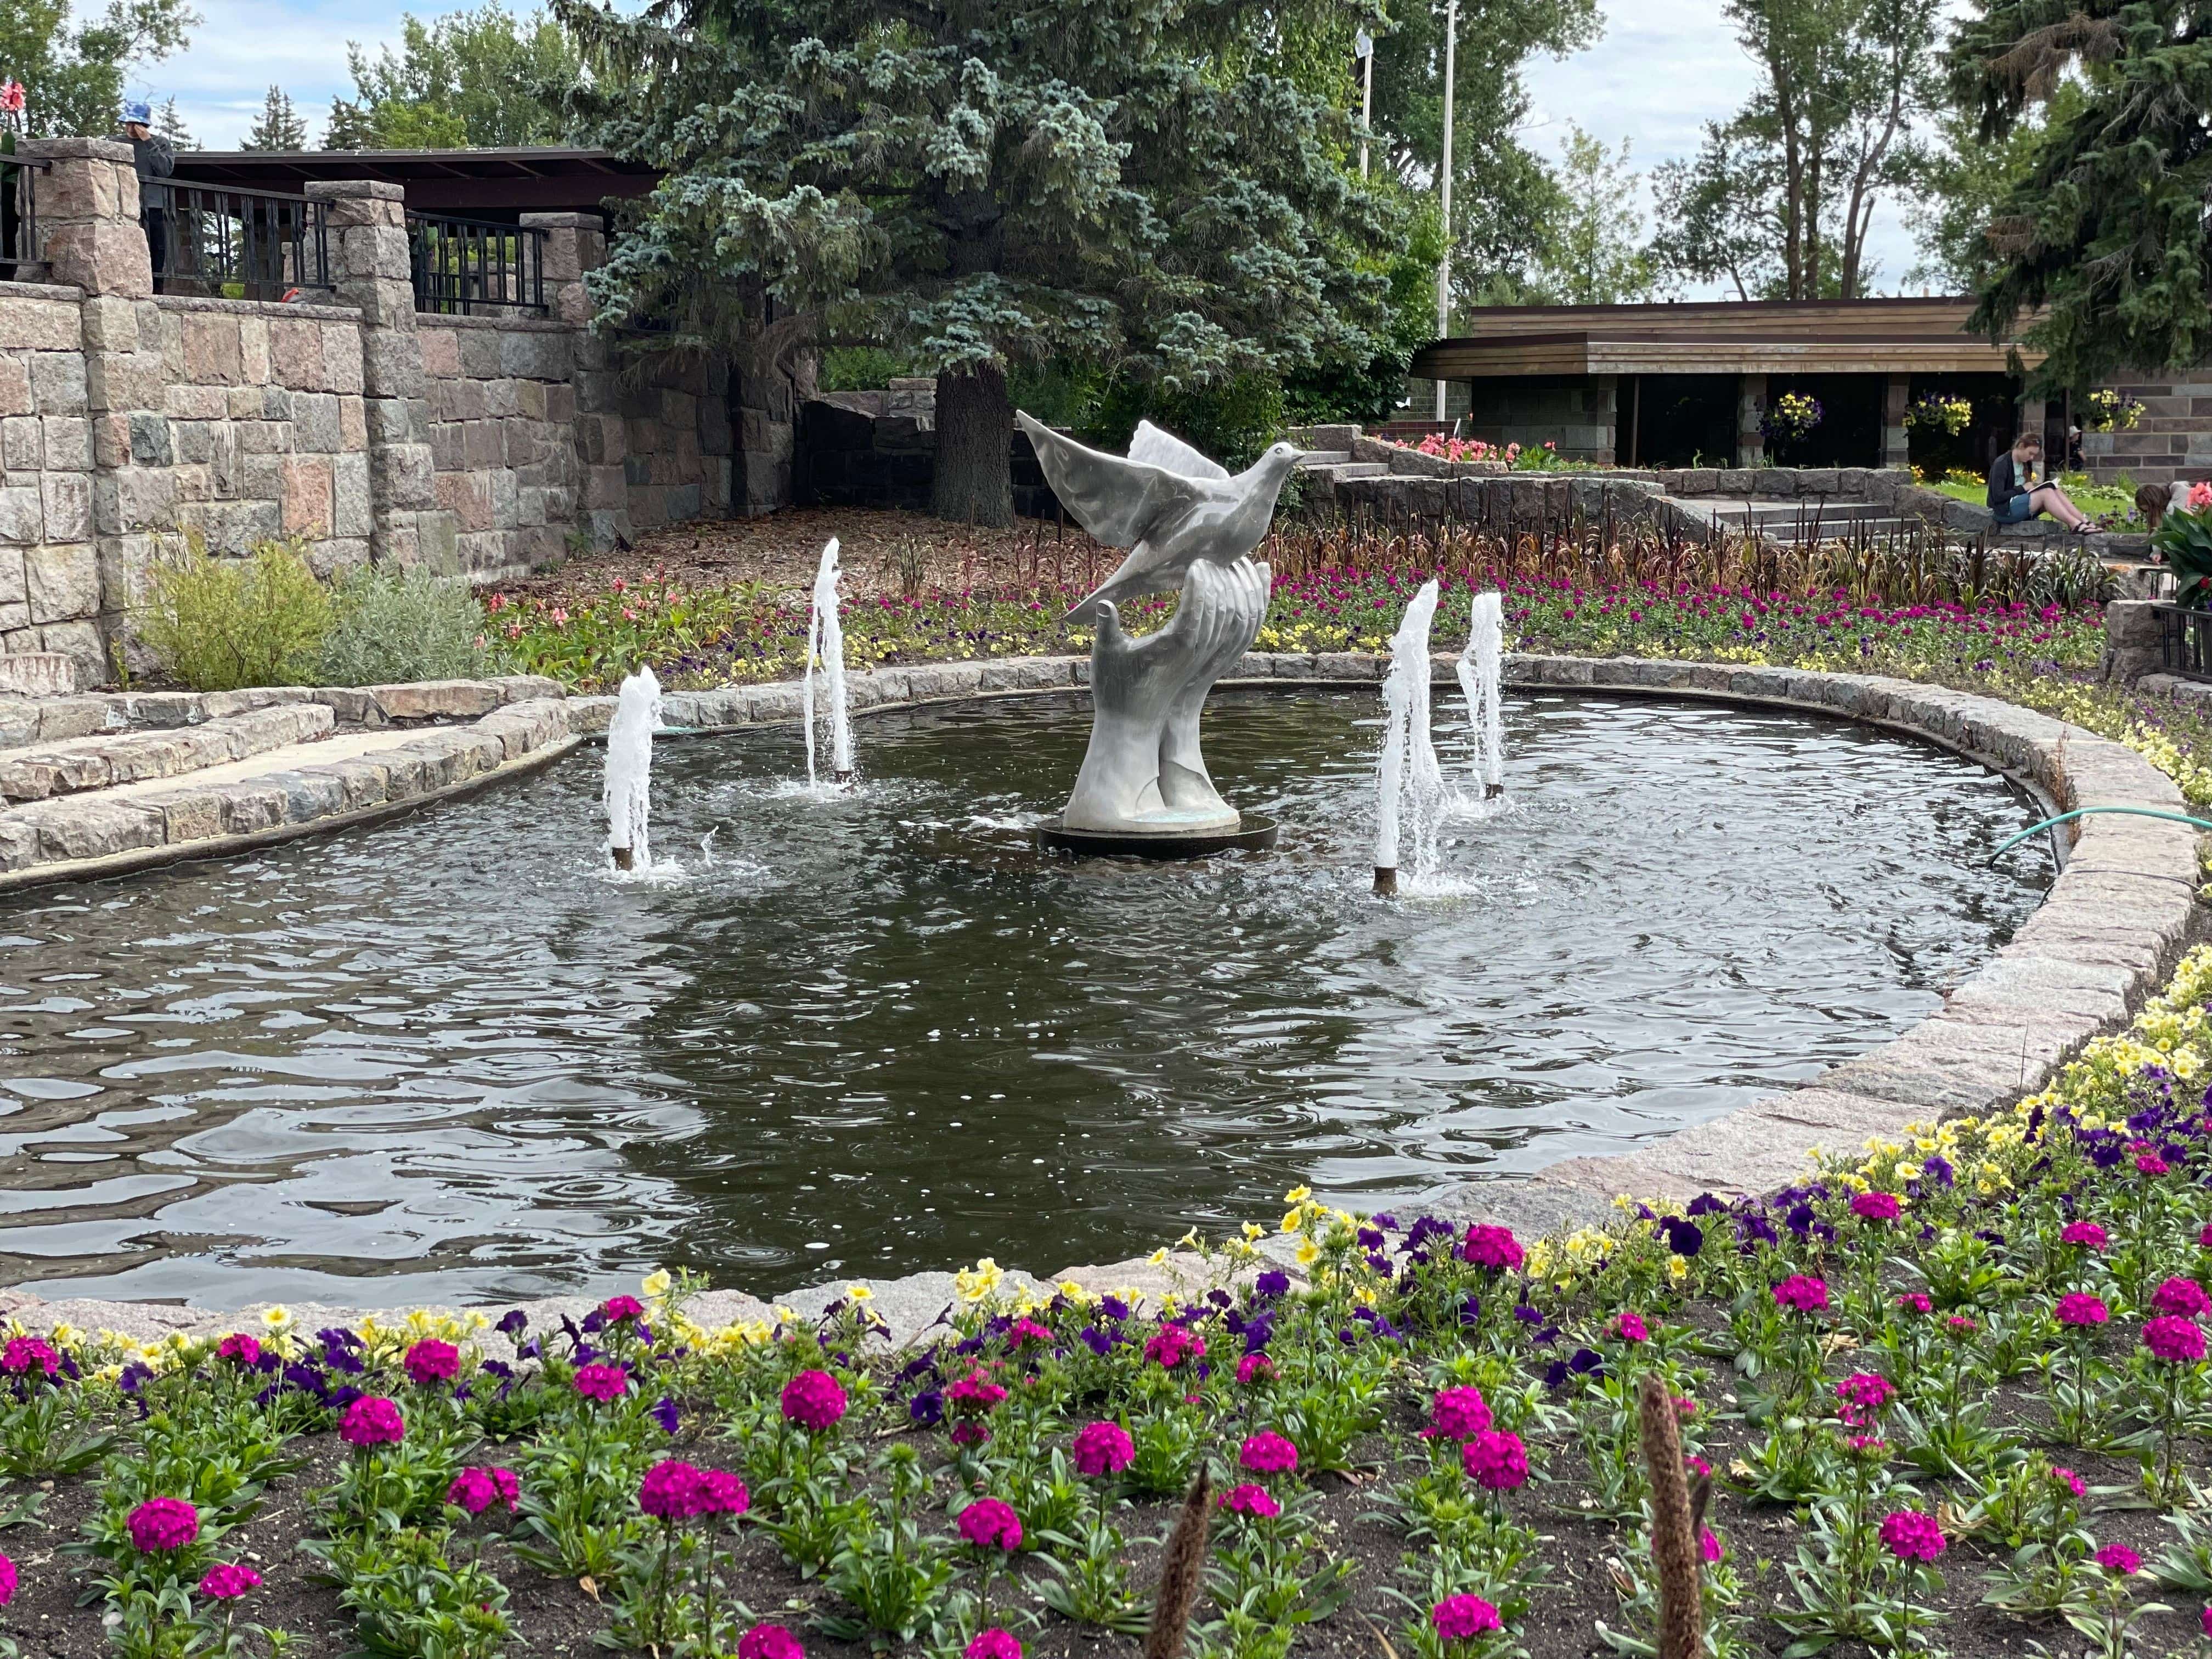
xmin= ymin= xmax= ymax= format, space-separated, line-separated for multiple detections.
xmin=1950 ymin=0 xmax=2210 ymax=386
xmin=154 ymin=94 xmax=193 ymax=148
xmin=241 ymin=84 xmax=308 ymax=150
xmin=558 ymin=0 xmax=1404 ymax=525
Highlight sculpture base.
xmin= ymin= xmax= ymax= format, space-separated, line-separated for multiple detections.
xmin=1036 ymin=816 xmax=1279 ymax=860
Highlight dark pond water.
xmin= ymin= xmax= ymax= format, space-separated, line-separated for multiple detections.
xmin=0 ymin=690 xmax=2053 ymax=1308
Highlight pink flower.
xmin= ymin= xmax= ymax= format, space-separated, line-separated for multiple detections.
xmin=1144 ymin=1325 xmax=1205 ymax=1369
xmin=2051 ymin=1466 xmax=2086 ymax=1497
xmin=2138 ymin=1154 xmax=2171 ymax=1176
xmin=950 ymin=1420 xmax=991 ymax=1447
xmin=1896 ymin=1293 xmax=1932 ymax=1314
xmin=0 ymin=82 xmax=25 ymax=117
xmin=1462 ymin=1430 xmax=1529 ymax=1491
xmin=2096 ymin=1543 xmax=2142 ymax=1575
xmin=198 ymin=1562 xmax=261 ymax=1599
xmin=2202 ymin=1605 xmax=2212 ymax=1639
xmin=1851 ymin=1192 xmax=1900 ymax=1222
xmin=404 ymin=1340 xmax=459 ymax=1386
xmin=1239 ymin=1432 xmax=1298 ymax=1476
xmin=1612 ymin=1311 xmax=1649 ymax=1342
xmin=1879 ymin=1509 xmax=1946 ymax=1561
xmin=1699 ymin=1527 xmax=1722 ymax=1563
xmin=339 ymin=1396 xmax=405 ymax=1447
xmin=738 ymin=1625 xmax=804 ymax=1659
xmin=957 ymin=1497 xmax=1022 ymax=1551
xmin=1235 ymin=1353 xmax=1275 ymax=1385
xmin=699 ymin=1469 xmax=748 ymax=1516
xmin=2056 ymin=1293 xmax=2109 ymax=1328
xmin=1431 ymin=1594 xmax=1503 ymax=1640
xmin=1426 ymin=1385 xmax=1492 ymax=1441
xmin=2144 ymin=1315 xmax=2207 ymax=1364
xmin=216 ymin=1334 xmax=261 ymax=1367
xmin=2061 ymin=1221 xmax=2108 ymax=1250
xmin=602 ymin=1295 xmax=645 ymax=1324
xmin=574 ymin=1363 xmax=629 ymax=1402
xmin=966 ymin=1632 xmax=1022 ymax=1659
xmin=2198 ymin=1223 xmax=2212 ymax=1250
xmin=1460 ymin=1224 xmax=1525 ymax=1273
xmin=1071 ymin=1421 xmax=1134 ymax=1477
xmin=0 ymin=1551 xmax=13 ymax=1606
xmin=1217 ymin=1483 xmax=1282 ymax=1519
xmin=1772 ymin=1276 xmax=1830 ymax=1313
xmin=948 ymin=1367 xmax=1008 ymax=1415
xmin=780 ymin=1369 xmax=848 ymax=1431
xmin=640 ymin=1459 xmax=705 ymax=1520
xmin=446 ymin=1466 xmax=519 ymax=1514
xmin=1835 ymin=1372 xmax=1895 ymax=1426
xmin=2154 ymin=1278 xmax=2212 ymax=1318
xmin=0 ymin=1338 xmax=57 ymax=1380
xmin=128 ymin=1498 xmax=200 ymax=1553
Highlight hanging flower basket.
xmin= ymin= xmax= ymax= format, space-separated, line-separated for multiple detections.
xmin=1759 ymin=392 xmax=1823 ymax=447
xmin=1902 ymin=394 xmax=1973 ymax=437
xmin=2085 ymin=388 xmax=2144 ymax=432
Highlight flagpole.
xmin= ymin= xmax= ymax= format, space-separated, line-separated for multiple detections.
xmin=1357 ymin=30 xmax=1374 ymax=179
xmin=1434 ymin=0 xmax=1456 ymax=424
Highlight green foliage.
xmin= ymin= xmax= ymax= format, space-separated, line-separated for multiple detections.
xmin=326 ymin=2 xmax=579 ymax=150
xmin=318 ymin=566 xmax=500 ymax=687
xmin=1954 ymin=0 xmax=2212 ymax=388
xmin=240 ymin=84 xmax=309 ymax=150
xmin=137 ymin=536 xmax=333 ymax=692
xmin=1903 ymin=90 xmax=2081 ymax=292
xmin=0 ymin=0 xmax=197 ymax=139
xmin=2152 ymin=511 xmax=2212 ymax=610
xmin=1532 ymin=125 xmax=1659 ymax=304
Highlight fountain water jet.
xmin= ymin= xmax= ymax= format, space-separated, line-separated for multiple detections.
xmin=1374 ymin=579 xmax=1443 ymax=895
xmin=804 ymin=538 xmax=854 ymax=787
xmin=603 ymin=665 xmax=661 ymax=871
xmin=1457 ymin=589 xmax=1506 ymax=797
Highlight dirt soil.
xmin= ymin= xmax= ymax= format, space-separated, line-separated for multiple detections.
xmin=504 ymin=509 xmax=1115 ymax=604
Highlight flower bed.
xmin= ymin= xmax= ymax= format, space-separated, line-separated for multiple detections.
xmin=12 ymin=951 xmax=2212 ymax=1655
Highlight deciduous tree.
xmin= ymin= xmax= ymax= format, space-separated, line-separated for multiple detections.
xmin=326 ymin=3 xmax=579 ymax=150
xmin=0 ymin=0 xmax=197 ymax=139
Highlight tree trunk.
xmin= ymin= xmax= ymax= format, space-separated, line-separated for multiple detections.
xmin=932 ymin=364 xmax=1014 ymax=527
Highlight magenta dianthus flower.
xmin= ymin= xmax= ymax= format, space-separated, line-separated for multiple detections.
xmin=1835 ymin=1372 xmax=1895 ymax=1426
xmin=1217 ymin=1483 xmax=1282 ymax=1519
xmin=446 ymin=1466 xmax=520 ymax=1515
xmin=1896 ymin=1293 xmax=1932 ymax=1314
xmin=1426 ymin=1385 xmax=1492 ymax=1441
xmin=216 ymin=1334 xmax=261 ymax=1367
xmin=2051 ymin=1466 xmax=2086 ymax=1498
xmin=2144 ymin=1314 xmax=2207 ymax=1364
xmin=1699 ymin=1527 xmax=1722 ymax=1563
xmin=403 ymin=1339 xmax=460 ymax=1386
xmin=573 ymin=1363 xmax=629 ymax=1402
xmin=1239 ymin=1431 xmax=1299 ymax=1476
xmin=738 ymin=1624 xmax=804 ymax=1659
xmin=1460 ymin=1224 xmax=1525 ymax=1273
xmin=640 ymin=1459 xmax=705 ymax=1520
xmin=1612 ymin=1311 xmax=1650 ymax=1342
xmin=1071 ymin=1421 xmax=1135 ymax=1477
xmin=1431 ymin=1594 xmax=1503 ymax=1640
xmin=1771 ymin=1275 xmax=1830 ymax=1314
xmin=0 ymin=1338 xmax=58 ymax=1378
xmin=2095 ymin=1543 xmax=2142 ymax=1575
xmin=2138 ymin=1154 xmax=2171 ymax=1176
xmin=2061 ymin=1220 xmax=2108 ymax=1250
xmin=957 ymin=1497 xmax=1022 ymax=1551
xmin=0 ymin=1551 xmax=14 ymax=1607
xmin=780 ymin=1369 xmax=848 ymax=1431
xmin=1235 ymin=1353 xmax=1275 ymax=1385
xmin=339 ymin=1396 xmax=405 ymax=1448
xmin=1462 ymin=1430 xmax=1529 ymax=1491
xmin=1851 ymin=1192 xmax=1900 ymax=1223
xmin=197 ymin=1562 xmax=261 ymax=1599
xmin=2154 ymin=1277 xmax=2212 ymax=1318
xmin=602 ymin=1294 xmax=645 ymax=1323
xmin=2056 ymin=1293 xmax=2110 ymax=1328
xmin=128 ymin=1497 xmax=200 ymax=1554
xmin=965 ymin=1631 xmax=1022 ymax=1659
xmin=1143 ymin=1325 xmax=1205 ymax=1369
xmin=947 ymin=1367 xmax=1008 ymax=1414
xmin=1879 ymin=1509 xmax=1946 ymax=1561
xmin=699 ymin=1469 xmax=748 ymax=1516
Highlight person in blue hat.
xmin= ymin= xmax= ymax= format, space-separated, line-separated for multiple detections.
xmin=120 ymin=99 xmax=173 ymax=290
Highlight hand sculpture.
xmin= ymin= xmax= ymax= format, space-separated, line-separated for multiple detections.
xmin=1062 ymin=556 xmax=1271 ymax=833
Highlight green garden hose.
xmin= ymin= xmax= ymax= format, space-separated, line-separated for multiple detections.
xmin=1990 ymin=805 xmax=2212 ymax=863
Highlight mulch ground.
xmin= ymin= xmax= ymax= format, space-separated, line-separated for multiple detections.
xmin=505 ymin=509 xmax=1116 ymax=605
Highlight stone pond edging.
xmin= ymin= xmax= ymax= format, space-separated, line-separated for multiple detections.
xmin=0 ymin=652 xmax=2200 ymax=1338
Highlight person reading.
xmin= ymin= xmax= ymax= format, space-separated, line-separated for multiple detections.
xmin=1987 ymin=432 xmax=2095 ymax=531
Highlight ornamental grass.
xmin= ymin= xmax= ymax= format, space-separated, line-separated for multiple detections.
xmin=12 ymin=953 xmax=2212 ymax=1652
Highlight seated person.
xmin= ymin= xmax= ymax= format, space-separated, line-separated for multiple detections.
xmin=1988 ymin=432 xmax=2096 ymax=531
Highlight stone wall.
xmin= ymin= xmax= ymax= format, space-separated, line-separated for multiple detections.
xmin=2081 ymin=376 xmax=2212 ymax=488
xmin=1 ymin=142 xmax=771 ymax=687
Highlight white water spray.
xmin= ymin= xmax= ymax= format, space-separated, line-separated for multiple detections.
xmin=603 ymin=665 xmax=661 ymax=871
xmin=1456 ymin=589 xmax=1505 ymax=797
xmin=803 ymin=537 xmax=854 ymax=787
xmin=1374 ymin=580 xmax=1443 ymax=895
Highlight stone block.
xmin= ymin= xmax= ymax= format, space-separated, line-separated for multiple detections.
xmin=269 ymin=319 xmax=325 ymax=391
xmin=371 ymin=680 xmax=501 ymax=721
xmin=40 ymin=474 xmax=92 ymax=544
xmin=29 ymin=352 xmax=88 ymax=415
xmin=180 ymin=313 xmax=244 ymax=386
xmin=212 ymin=779 xmax=289 ymax=834
xmin=0 ymin=489 xmax=40 ymax=547
xmin=21 ymin=793 xmax=163 ymax=861
xmin=309 ymin=757 xmax=391 ymax=813
xmin=42 ymin=221 xmax=152 ymax=300
xmin=0 ymin=416 xmax=34 ymax=470
xmin=140 ymin=788 xmax=223 ymax=844
xmin=280 ymin=456 xmax=334 ymax=536
xmin=0 ymin=358 xmax=29 ymax=419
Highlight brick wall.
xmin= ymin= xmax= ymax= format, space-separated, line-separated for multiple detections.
xmin=1 ymin=143 xmax=772 ymax=687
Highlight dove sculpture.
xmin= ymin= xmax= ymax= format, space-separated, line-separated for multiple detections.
xmin=1016 ymin=412 xmax=1303 ymax=622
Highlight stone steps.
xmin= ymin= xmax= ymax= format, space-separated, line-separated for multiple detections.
xmin=1293 ymin=449 xmax=1352 ymax=467
xmin=0 ymin=703 xmax=340 ymax=804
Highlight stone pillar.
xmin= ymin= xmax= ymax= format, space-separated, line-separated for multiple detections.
xmin=2102 ymin=599 xmax=2168 ymax=685
xmin=1883 ymin=373 xmax=1911 ymax=472
xmin=22 ymin=138 xmax=168 ymax=681
xmin=306 ymin=180 xmax=455 ymax=573
xmin=1736 ymin=374 xmax=1767 ymax=469
xmin=519 ymin=211 xmax=635 ymax=549
xmin=1588 ymin=374 xmax=1618 ymax=466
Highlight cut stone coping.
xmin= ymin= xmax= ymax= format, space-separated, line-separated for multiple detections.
xmin=0 ymin=652 xmax=2199 ymax=1339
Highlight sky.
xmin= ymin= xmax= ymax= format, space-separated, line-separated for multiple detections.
xmin=117 ymin=0 xmax=1934 ymax=293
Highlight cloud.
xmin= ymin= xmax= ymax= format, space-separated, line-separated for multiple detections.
xmin=103 ymin=0 xmax=407 ymax=148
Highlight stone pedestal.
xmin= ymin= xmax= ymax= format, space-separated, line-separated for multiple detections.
xmin=1736 ymin=374 xmax=1766 ymax=469
xmin=307 ymin=180 xmax=455 ymax=573
xmin=2102 ymin=599 xmax=2168 ymax=685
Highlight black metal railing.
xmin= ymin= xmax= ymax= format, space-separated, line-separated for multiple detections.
xmin=408 ymin=213 xmax=545 ymax=315
xmin=2158 ymin=603 xmax=2212 ymax=682
xmin=151 ymin=180 xmax=332 ymax=301
xmin=1 ymin=156 xmax=46 ymax=282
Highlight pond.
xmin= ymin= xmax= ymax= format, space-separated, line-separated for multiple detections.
xmin=0 ymin=689 xmax=2053 ymax=1307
